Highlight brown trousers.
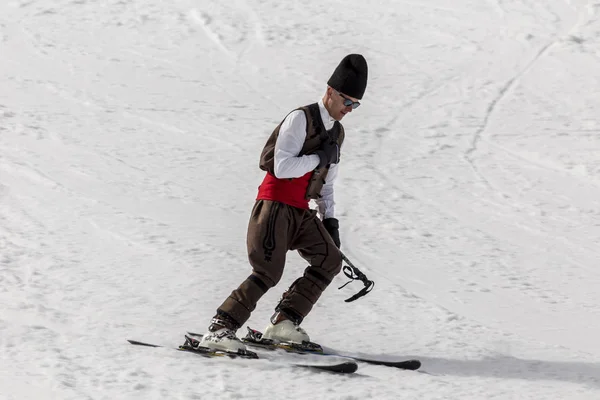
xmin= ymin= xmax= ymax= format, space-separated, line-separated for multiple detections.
xmin=217 ymin=200 xmax=342 ymax=327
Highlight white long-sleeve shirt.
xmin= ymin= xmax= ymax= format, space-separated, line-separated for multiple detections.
xmin=272 ymin=99 xmax=339 ymax=219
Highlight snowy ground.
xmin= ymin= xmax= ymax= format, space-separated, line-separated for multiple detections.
xmin=2 ymin=0 xmax=600 ymax=399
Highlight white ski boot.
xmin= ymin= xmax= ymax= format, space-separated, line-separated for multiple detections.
xmin=262 ymin=312 xmax=310 ymax=344
xmin=198 ymin=317 xmax=247 ymax=353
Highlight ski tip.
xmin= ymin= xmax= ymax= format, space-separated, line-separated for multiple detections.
xmin=356 ymin=357 xmax=422 ymax=370
xmin=297 ymin=361 xmax=358 ymax=374
xmin=127 ymin=339 xmax=162 ymax=348
xmin=405 ymin=359 xmax=421 ymax=370
xmin=383 ymin=359 xmax=421 ymax=370
xmin=335 ymin=361 xmax=359 ymax=374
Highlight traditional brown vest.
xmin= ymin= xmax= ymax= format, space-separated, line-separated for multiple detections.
xmin=259 ymin=103 xmax=345 ymax=200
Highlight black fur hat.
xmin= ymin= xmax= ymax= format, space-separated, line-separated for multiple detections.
xmin=327 ymin=54 xmax=368 ymax=100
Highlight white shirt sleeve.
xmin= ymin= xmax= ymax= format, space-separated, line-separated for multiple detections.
xmin=273 ymin=110 xmax=321 ymax=179
xmin=315 ymin=162 xmax=338 ymax=219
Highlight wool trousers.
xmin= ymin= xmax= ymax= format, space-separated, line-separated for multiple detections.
xmin=217 ymin=200 xmax=342 ymax=326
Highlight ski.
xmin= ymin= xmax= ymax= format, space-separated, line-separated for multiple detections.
xmin=187 ymin=328 xmax=421 ymax=371
xmin=127 ymin=336 xmax=358 ymax=374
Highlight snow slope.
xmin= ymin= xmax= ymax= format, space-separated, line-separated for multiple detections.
xmin=1 ymin=0 xmax=600 ymax=398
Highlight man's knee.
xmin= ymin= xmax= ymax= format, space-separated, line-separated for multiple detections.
xmin=248 ymin=252 xmax=285 ymax=287
xmin=325 ymin=247 xmax=343 ymax=278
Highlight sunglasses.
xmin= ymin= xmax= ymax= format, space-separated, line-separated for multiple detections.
xmin=336 ymin=91 xmax=361 ymax=109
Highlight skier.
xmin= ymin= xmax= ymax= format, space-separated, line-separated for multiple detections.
xmin=199 ymin=54 xmax=368 ymax=352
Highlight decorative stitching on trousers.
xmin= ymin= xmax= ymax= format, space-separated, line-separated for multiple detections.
xmin=262 ymin=201 xmax=280 ymax=262
xmin=248 ymin=274 xmax=270 ymax=293
xmin=306 ymin=268 xmax=332 ymax=286
xmin=309 ymin=219 xmax=329 ymax=268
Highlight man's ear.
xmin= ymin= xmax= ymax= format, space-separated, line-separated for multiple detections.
xmin=325 ymin=86 xmax=334 ymax=100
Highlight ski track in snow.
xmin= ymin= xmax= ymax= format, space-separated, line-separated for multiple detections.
xmin=464 ymin=0 xmax=593 ymax=191
xmin=2 ymin=0 xmax=600 ymax=399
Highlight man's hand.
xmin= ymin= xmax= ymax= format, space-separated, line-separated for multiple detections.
xmin=323 ymin=218 xmax=341 ymax=248
xmin=315 ymin=141 xmax=340 ymax=169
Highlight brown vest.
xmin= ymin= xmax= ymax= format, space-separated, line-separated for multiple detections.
xmin=259 ymin=103 xmax=345 ymax=199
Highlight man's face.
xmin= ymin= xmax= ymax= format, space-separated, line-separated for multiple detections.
xmin=326 ymin=87 xmax=360 ymax=121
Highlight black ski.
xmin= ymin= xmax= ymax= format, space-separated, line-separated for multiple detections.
xmin=127 ymin=336 xmax=358 ymax=374
xmin=128 ymin=337 xmax=259 ymax=359
xmin=187 ymin=328 xmax=421 ymax=371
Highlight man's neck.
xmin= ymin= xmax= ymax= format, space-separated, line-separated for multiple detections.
xmin=321 ymin=95 xmax=329 ymax=113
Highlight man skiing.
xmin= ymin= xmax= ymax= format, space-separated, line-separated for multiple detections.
xmin=199 ymin=54 xmax=368 ymax=352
